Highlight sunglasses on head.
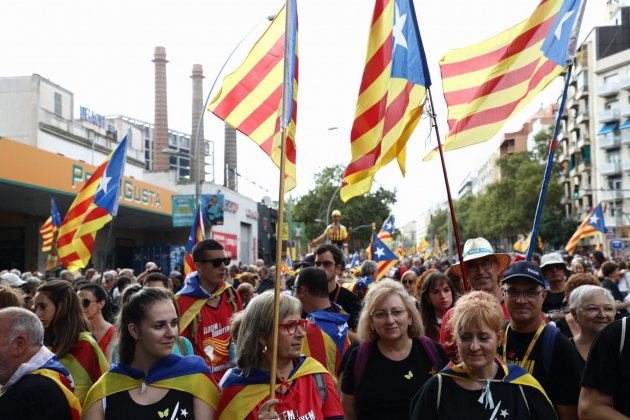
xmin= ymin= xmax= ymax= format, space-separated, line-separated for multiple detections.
xmin=197 ymin=257 xmax=231 ymax=268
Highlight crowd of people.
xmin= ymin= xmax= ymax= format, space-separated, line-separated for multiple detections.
xmin=1 ymin=236 xmax=630 ymax=419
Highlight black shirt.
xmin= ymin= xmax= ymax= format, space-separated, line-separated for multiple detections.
xmin=329 ymin=284 xmax=361 ymax=330
xmin=411 ymin=371 xmax=558 ymax=419
xmin=542 ymin=291 xmax=566 ymax=313
xmin=256 ymin=277 xmax=274 ymax=294
xmin=554 ymin=317 xmax=573 ymax=339
xmin=106 ymin=388 xmax=194 ymax=420
xmin=0 ymin=374 xmax=73 ymax=420
xmin=341 ymin=338 xmax=447 ymax=420
xmin=581 ymin=319 xmax=630 ymax=416
xmin=499 ymin=324 xmax=582 ymax=407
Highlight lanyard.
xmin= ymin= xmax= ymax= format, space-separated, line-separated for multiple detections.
xmin=502 ymin=321 xmax=545 ymax=367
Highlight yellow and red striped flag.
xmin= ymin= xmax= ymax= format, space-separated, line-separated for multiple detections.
xmin=340 ymin=0 xmax=431 ymax=202
xmin=184 ymin=203 xmax=205 ymax=276
xmin=57 ymin=136 xmax=128 ymax=271
xmin=40 ymin=197 xmax=62 ymax=252
xmin=424 ymin=0 xmax=584 ymax=159
xmin=565 ymin=203 xmax=605 ymax=255
xmin=209 ymin=3 xmax=298 ymax=191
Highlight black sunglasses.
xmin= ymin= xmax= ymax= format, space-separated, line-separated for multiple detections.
xmin=81 ymin=298 xmax=97 ymax=308
xmin=197 ymin=257 xmax=231 ymax=268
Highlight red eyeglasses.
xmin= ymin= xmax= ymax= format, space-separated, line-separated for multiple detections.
xmin=278 ymin=319 xmax=307 ymax=335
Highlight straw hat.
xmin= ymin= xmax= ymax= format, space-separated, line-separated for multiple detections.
xmin=451 ymin=237 xmax=511 ymax=276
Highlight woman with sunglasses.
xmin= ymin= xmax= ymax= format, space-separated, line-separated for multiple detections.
xmin=82 ymin=286 xmax=220 ymax=420
xmin=217 ymin=292 xmax=343 ymax=419
xmin=341 ymin=280 xmax=447 ymax=420
xmin=400 ymin=270 xmax=418 ymax=297
xmin=34 ymin=280 xmax=109 ymax=404
xmin=78 ymin=283 xmax=116 ymax=364
xmin=418 ymin=272 xmax=457 ymax=342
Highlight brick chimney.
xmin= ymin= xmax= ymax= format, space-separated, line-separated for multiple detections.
xmin=191 ymin=64 xmax=205 ymax=187
xmin=152 ymin=46 xmax=169 ymax=172
xmin=224 ymin=123 xmax=237 ymax=191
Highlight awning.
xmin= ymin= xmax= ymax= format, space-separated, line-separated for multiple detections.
xmin=621 ymin=119 xmax=630 ymax=130
xmin=598 ymin=122 xmax=619 ymax=135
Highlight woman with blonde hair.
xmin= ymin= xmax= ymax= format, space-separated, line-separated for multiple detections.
xmin=341 ymin=279 xmax=447 ymax=420
xmin=411 ymin=291 xmax=557 ymax=419
xmin=217 ymin=292 xmax=342 ymax=419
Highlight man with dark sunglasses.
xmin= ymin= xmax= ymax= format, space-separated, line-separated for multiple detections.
xmin=176 ymin=239 xmax=242 ymax=381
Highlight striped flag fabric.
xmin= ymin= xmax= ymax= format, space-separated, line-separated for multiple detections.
xmin=57 ymin=135 xmax=128 ymax=271
xmin=349 ymin=252 xmax=360 ymax=269
xmin=371 ymin=232 xmax=399 ymax=280
xmin=432 ymin=234 xmax=441 ymax=257
xmin=565 ymin=203 xmax=606 ymax=255
xmin=184 ymin=203 xmax=205 ymax=276
xmin=209 ymin=2 xmax=298 ymax=191
xmin=425 ymin=0 xmax=583 ymax=159
xmin=341 ymin=0 xmax=431 ymax=202
xmin=40 ymin=197 xmax=62 ymax=252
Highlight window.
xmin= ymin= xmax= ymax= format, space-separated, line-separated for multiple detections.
xmin=54 ymin=92 xmax=62 ymax=116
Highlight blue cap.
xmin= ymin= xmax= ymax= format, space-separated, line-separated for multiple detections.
xmin=502 ymin=261 xmax=545 ymax=287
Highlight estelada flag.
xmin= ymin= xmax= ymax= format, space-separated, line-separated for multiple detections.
xmin=565 ymin=203 xmax=606 ymax=254
xmin=184 ymin=203 xmax=205 ymax=276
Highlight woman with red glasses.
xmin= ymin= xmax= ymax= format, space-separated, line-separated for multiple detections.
xmin=217 ymin=292 xmax=343 ymax=420
xmin=78 ymin=283 xmax=116 ymax=364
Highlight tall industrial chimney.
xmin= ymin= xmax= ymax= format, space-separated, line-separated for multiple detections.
xmin=224 ymin=123 xmax=237 ymax=191
xmin=152 ymin=46 xmax=169 ymax=172
xmin=191 ymin=64 xmax=205 ymax=187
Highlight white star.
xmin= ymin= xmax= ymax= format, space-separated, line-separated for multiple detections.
xmin=500 ymin=408 xmax=509 ymax=418
xmin=392 ymin=3 xmax=408 ymax=52
xmin=384 ymin=221 xmax=392 ymax=231
xmin=337 ymin=323 xmax=348 ymax=337
xmin=589 ymin=214 xmax=599 ymax=225
xmin=97 ymin=172 xmax=112 ymax=195
xmin=554 ymin=10 xmax=575 ymax=40
xmin=375 ymin=247 xmax=385 ymax=258
xmin=181 ymin=408 xmax=189 ymax=417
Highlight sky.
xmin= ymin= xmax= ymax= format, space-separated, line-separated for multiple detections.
xmin=3 ymin=0 xmax=608 ymax=229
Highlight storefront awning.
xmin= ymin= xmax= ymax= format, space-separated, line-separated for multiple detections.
xmin=621 ymin=119 xmax=630 ymax=130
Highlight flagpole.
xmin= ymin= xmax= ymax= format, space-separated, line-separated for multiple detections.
xmin=269 ymin=0 xmax=295 ymax=402
xmin=526 ymin=65 xmax=574 ymax=260
xmin=427 ymin=88 xmax=469 ymax=292
xmin=101 ymin=220 xmax=115 ymax=272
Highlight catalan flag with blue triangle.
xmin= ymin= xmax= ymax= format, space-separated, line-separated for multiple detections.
xmin=371 ymin=232 xmax=399 ymax=280
xmin=341 ymin=0 xmax=431 ymax=201
xmin=184 ymin=202 xmax=205 ymax=276
xmin=302 ymin=308 xmax=350 ymax=382
xmin=565 ymin=203 xmax=606 ymax=255
xmin=40 ymin=197 xmax=62 ymax=252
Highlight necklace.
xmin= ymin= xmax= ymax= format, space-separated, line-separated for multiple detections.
xmin=502 ymin=321 xmax=545 ymax=367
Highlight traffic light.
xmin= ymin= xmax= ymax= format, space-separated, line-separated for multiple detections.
xmin=573 ymin=190 xmax=579 ymax=199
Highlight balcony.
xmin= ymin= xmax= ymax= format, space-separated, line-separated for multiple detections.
xmin=623 ymin=127 xmax=630 ymax=145
xmin=557 ymin=130 xmax=567 ymax=141
xmin=578 ymin=161 xmax=591 ymax=172
xmin=599 ymin=108 xmax=621 ymax=123
xmin=600 ymin=162 xmax=622 ymax=176
xmin=621 ymin=77 xmax=630 ymax=91
xmin=577 ymin=135 xmax=590 ymax=149
xmin=597 ymin=82 xmax=621 ymax=97
xmin=558 ymin=172 xmax=570 ymax=184
xmin=624 ymin=161 xmax=630 ymax=172
xmin=575 ymin=110 xmax=589 ymax=125
xmin=599 ymin=132 xmax=621 ymax=149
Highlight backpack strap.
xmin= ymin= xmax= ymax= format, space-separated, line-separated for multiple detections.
xmin=541 ymin=324 xmax=558 ymax=375
xmin=353 ymin=341 xmax=372 ymax=391
xmin=419 ymin=336 xmax=445 ymax=373
xmin=436 ymin=374 xmax=442 ymax=412
xmin=621 ymin=317 xmax=627 ymax=355
xmin=225 ymin=286 xmax=239 ymax=313
xmin=312 ymin=372 xmax=327 ymax=404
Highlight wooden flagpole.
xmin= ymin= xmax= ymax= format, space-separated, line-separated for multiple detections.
xmin=269 ymin=0 xmax=296 ymax=401
xmin=427 ymin=87 xmax=469 ymax=292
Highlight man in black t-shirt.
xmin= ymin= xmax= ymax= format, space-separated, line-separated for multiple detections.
xmin=580 ymin=318 xmax=630 ymax=417
xmin=499 ymin=261 xmax=582 ymax=420
xmin=315 ymin=244 xmax=361 ymax=331
xmin=540 ymin=252 xmax=568 ymax=321
xmin=0 ymin=307 xmax=78 ymax=420
xmin=600 ymin=261 xmax=630 ymax=315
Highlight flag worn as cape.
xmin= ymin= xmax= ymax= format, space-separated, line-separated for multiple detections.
xmin=217 ymin=356 xmax=328 ymax=419
xmin=301 ymin=309 xmax=350 ymax=381
xmin=176 ymin=274 xmax=236 ymax=332
xmin=28 ymin=351 xmax=81 ymax=420
xmin=82 ymin=354 xmax=220 ymax=414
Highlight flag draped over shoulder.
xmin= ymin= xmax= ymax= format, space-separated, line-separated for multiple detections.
xmin=565 ymin=203 xmax=606 ymax=254
xmin=57 ymin=135 xmax=128 ymax=271
xmin=184 ymin=203 xmax=205 ymax=276
xmin=425 ymin=0 xmax=583 ymax=159
xmin=209 ymin=3 xmax=298 ymax=191
xmin=341 ymin=0 xmax=431 ymax=202
xmin=40 ymin=197 xmax=62 ymax=252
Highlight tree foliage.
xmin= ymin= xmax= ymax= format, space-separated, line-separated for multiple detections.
xmin=293 ymin=165 xmax=396 ymax=250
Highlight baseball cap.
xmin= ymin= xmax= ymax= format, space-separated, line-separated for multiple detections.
xmin=0 ymin=272 xmax=26 ymax=287
xmin=502 ymin=260 xmax=545 ymax=287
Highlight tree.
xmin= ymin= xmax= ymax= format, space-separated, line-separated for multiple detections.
xmin=293 ymin=165 xmax=396 ymax=251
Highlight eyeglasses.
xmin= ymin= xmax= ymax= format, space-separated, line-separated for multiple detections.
xmin=504 ymin=288 xmax=543 ymax=300
xmin=402 ymin=280 xmax=414 ymax=285
xmin=371 ymin=308 xmax=408 ymax=320
xmin=278 ymin=319 xmax=307 ymax=335
xmin=543 ymin=265 xmax=566 ymax=272
xmin=81 ymin=298 xmax=97 ymax=308
xmin=465 ymin=259 xmax=494 ymax=272
xmin=197 ymin=257 xmax=231 ymax=268
xmin=315 ymin=261 xmax=335 ymax=268
xmin=578 ymin=305 xmax=616 ymax=315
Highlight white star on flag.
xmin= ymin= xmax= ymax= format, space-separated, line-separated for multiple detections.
xmin=392 ymin=3 xmax=407 ymax=52
xmin=384 ymin=220 xmax=392 ymax=231
xmin=375 ymin=247 xmax=385 ymax=258
xmin=96 ymin=171 xmax=112 ymax=195
xmin=589 ymin=214 xmax=599 ymax=225
xmin=554 ymin=10 xmax=575 ymax=40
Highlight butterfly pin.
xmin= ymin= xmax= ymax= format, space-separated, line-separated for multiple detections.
xmin=404 ymin=370 xmax=413 ymax=380
xmin=157 ymin=408 xmax=169 ymax=418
